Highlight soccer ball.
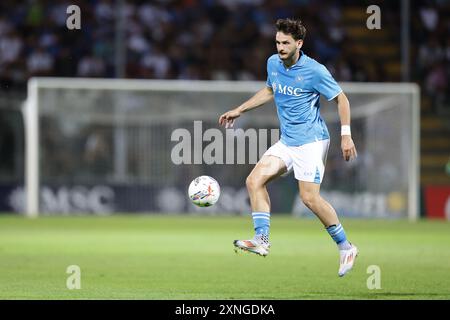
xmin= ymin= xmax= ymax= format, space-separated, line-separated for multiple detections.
xmin=188 ymin=176 xmax=221 ymax=207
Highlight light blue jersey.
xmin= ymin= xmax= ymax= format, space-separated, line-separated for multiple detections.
xmin=266 ymin=51 xmax=342 ymax=146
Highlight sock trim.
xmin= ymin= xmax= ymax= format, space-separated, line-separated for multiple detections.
xmin=328 ymin=225 xmax=343 ymax=236
xmin=252 ymin=212 xmax=270 ymax=220
xmin=252 ymin=212 xmax=270 ymax=216
xmin=326 ymin=223 xmax=347 ymax=245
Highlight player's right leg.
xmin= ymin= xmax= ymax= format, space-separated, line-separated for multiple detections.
xmin=246 ymin=155 xmax=287 ymax=213
xmin=234 ymin=146 xmax=290 ymax=256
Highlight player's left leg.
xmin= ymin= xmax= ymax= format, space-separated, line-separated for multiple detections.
xmin=292 ymin=139 xmax=358 ymax=277
xmin=298 ymin=182 xmax=358 ymax=277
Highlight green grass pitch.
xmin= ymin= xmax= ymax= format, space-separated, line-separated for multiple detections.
xmin=0 ymin=214 xmax=449 ymax=299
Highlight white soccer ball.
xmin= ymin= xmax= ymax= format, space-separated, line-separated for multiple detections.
xmin=188 ymin=176 xmax=221 ymax=207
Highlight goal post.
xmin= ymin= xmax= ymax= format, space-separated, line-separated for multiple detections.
xmin=328 ymin=83 xmax=420 ymax=222
xmin=24 ymin=79 xmax=39 ymax=218
xmin=23 ymin=78 xmax=420 ymax=220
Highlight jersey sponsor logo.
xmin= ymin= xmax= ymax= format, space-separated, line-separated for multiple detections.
xmin=274 ymin=83 xmax=303 ymax=96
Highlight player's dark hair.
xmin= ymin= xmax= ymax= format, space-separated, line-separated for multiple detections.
xmin=275 ymin=18 xmax=307 ymax=40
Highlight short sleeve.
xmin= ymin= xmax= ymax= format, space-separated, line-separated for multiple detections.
xmin=313 ymin=65 xmax=342 ymax=101
xmin=266 ymin=76 xmax=272 ymax=88
xmin=266 ymin=64 xmax=272 ymax=88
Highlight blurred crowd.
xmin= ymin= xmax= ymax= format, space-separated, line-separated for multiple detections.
xmin=0 ymin=0 xmax=352 ymax=85
xmin=0 ymin=0 xmax=448 ymax=114
xmin=412 ymin=0 xmax=450 ymax=114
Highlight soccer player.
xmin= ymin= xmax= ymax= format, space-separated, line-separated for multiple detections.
xmin=218 ymin=18 xmax=358 ymax=277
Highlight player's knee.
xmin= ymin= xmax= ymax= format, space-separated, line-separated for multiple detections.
xmin=301 ymin=191 xmax=319 ymax=209
xmin=246 ymin=174 xmax=261 ymax=191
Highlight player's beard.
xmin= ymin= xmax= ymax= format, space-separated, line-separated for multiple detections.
xmin=278 ymin=48 xmax=298 ymax=63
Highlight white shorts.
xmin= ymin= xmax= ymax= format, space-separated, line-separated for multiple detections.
xmin=263 ymin=139 xmax=330 ymax=184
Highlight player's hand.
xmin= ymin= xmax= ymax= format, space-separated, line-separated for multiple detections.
xmin=218 ymin=108 xmax=241 ymax=128
xmin=341 ymin=135 xmax=357 ymax=161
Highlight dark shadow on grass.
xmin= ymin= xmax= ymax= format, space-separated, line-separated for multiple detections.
xmin=234 ymin=292 xmax=450 ymax=300
xmin=362 ymin=292 xmax=450 ymax=298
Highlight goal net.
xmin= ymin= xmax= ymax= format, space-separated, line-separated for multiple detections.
xmin=23 ymin=78 xmax=419 ymax=219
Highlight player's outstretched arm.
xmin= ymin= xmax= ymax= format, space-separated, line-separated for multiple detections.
xmin=334 ymin=92 xmax=357 ymax=161
xmin=219 ymin=87 xmax=274 ymax=128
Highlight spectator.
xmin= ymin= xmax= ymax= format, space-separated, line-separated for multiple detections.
xmin=27 ymin=46 xmax=54 ymax=76
xmin=77 ymin=54 xmax=105 ymax=77
xmin=140 ymin=46 xmax=170 ymax=79
xmin=0 ymin=30 xmax=22 ymax=66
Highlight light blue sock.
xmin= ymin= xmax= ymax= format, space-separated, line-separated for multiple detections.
xmin=326 ymin=223 xmax=352 ymax=250
xmin=252 ymin=212 xmax=270 ymax=243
